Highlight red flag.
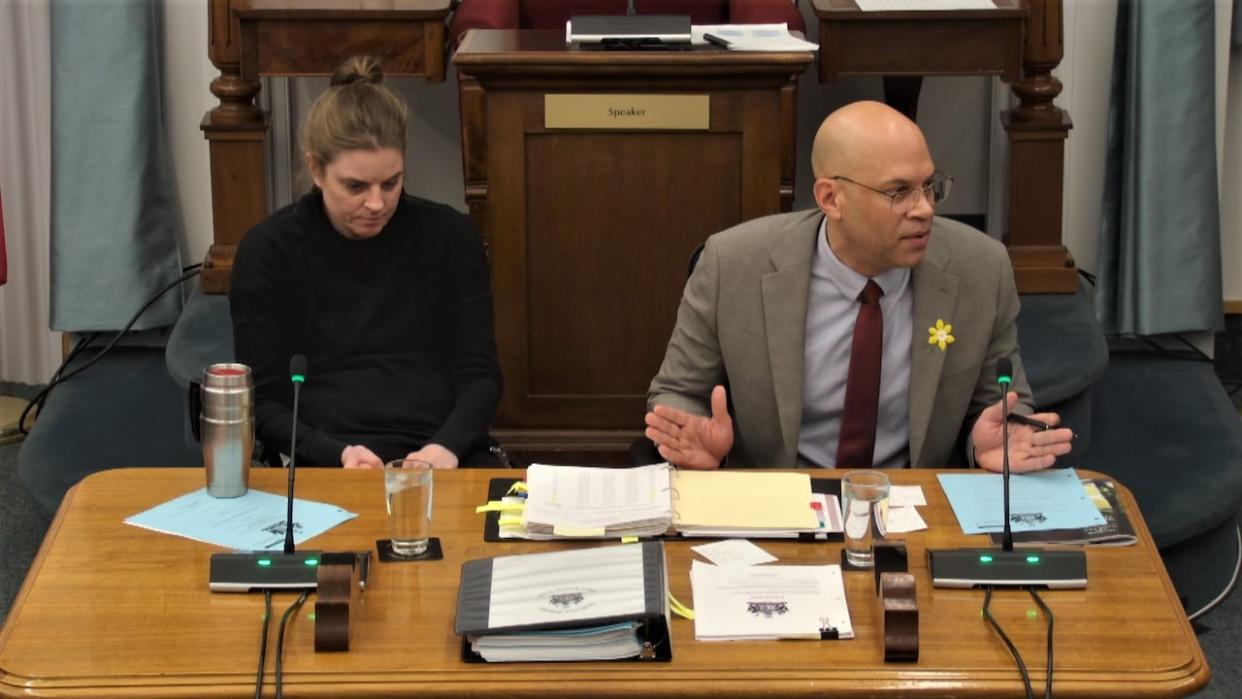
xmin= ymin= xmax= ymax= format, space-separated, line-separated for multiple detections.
xmin=0 ymin=192 xmax=7 ymax=286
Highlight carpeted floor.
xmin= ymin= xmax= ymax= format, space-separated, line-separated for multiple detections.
xmin=0 ymin=380 xmax=1240 ymax=695
xmin=0 ymin=381 xmax=52 ymax=627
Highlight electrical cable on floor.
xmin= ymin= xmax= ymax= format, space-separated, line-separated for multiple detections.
xmin=982 ymin=586 xmax=1034 ymax=699
xmin=255 ymin=589 xmax=272 ymax=699
xmin=1188 ymin=526 xmax=1242 ymax=622
xmin=274 ymin=590 xmax=311 ymax=699
xmin=18 ymin=266 xmax=201 ymax=434
xmin=1027 ymin=586 xmax=1054 ymax=699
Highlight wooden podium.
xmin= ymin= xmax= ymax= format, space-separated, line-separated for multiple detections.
xmin=454 ymin=31 xmax=812 ymax=461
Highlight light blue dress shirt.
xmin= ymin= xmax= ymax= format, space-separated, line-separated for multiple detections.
xmin=797 ymin=217 xmax=913 ymax=468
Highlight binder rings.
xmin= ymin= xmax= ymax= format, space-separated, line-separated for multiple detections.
xmin=456 ymin=542 xmax=672 ymax=662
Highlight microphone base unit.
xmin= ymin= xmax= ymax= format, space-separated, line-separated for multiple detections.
xmin=209 ymin=550 xmax=322 ymax=592
xmin=927 ymin=548 xmax=1087 ymax=589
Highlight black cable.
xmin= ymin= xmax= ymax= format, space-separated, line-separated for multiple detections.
xmin=255 ymin=589 xmax=272 ymax=699
xmin=18 ymin=267 xmax=200 ymax=434
xmin=1028 ymin=587 xmax=1054 ymax=699
xmin=981 ymin=586 xmax=1034 ymax=699
xmin=274 ymin=590 xmax=311 ymax=699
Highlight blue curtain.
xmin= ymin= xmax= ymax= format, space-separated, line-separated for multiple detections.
xmin=1095 ymin=0 xmax=1222 ymax=337
xmin=50 ymin=0 xmax=183 ymax=332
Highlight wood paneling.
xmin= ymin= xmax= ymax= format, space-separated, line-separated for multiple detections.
xmin=455 ymin=31 xmax=811 ymax=449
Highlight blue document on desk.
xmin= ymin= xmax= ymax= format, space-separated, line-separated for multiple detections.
xmin=125 ymin=488 xmax=357 ymax=551
xmin=938 ymin=468 xmax=1106 ymax=534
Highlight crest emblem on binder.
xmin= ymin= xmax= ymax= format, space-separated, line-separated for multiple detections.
xmin=747 ymin=601 xmax=790 ymax=618
xmin=549 ymin=592 xmax=586 ymax=608
xmin=540 ymin=587 xmax=593 ymax=613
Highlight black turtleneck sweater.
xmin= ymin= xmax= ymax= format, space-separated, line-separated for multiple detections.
xmin=229 ymin=191 xmax=501 ymax=466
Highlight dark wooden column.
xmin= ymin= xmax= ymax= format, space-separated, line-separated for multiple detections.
xmin=1004 ymin=0 xmax=1077 ymax=293
xmin=201 ymin=0 xmax=268 ymax=294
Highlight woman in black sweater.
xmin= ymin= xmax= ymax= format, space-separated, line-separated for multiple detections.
xmin=229 ymin=56 xmax=501 ymax=469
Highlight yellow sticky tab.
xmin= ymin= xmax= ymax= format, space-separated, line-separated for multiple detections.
xmin=507 ymin=481 xmax=529 ymax=495
xmin=621 ymin=536 xmax=639 ymax=544
xmin=668 ymin=592 xmax=695 ymax=620
xmin=552 ymin=524 xmax=606 ymax=538
xmin=498 ymin=514 xmax=525 ymax=527
xmin=474 ymin=501 xmax=526 ymax=514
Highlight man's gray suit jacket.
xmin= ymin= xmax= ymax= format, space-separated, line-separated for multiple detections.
xmin=648 ymin=209 xmax=1034 ymax=468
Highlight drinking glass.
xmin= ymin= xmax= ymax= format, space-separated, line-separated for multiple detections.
xmin=384 ymin=459 xmax=433 ymax=556
xmin=842 ymin=470 xmax=890 ymax=568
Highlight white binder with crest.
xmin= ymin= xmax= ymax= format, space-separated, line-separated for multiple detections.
xmin=455 ymin=542 xmax=672 ymax=662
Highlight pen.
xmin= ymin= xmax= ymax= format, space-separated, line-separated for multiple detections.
xmin=703 ymin=33 xmax=731 ymax=49
xmin=1007 ymin=412 xmax=1077 ymax=439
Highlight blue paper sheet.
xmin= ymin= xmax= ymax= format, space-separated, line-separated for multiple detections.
xmin=937 ymin=468 xmax=1106 ymax=534
xmin=124 ymin=488 xmax=357 ymax=551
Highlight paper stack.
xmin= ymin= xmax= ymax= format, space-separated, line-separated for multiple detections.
xmin=517 ymin=464 xmax=824 ymax=539
xmin=690 ymin=560 xmax=854 ymax=641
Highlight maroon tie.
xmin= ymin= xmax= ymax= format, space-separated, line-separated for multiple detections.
xmin=836 ymin=280 xmax=884 ymax=468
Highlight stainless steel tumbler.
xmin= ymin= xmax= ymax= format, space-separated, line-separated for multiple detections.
xmin=200 ymin=363 xmax=253 ymax=498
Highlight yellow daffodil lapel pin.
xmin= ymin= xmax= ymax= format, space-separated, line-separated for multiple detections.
xmin=928 ymin=319 xmax=954 ymax=351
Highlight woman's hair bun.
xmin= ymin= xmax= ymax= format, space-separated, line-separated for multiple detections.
xmin=330 ymin=55 xmax=383 ymax=87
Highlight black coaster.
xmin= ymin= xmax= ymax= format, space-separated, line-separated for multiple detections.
xmin=376 ymin=537 xmax=443 ymax=562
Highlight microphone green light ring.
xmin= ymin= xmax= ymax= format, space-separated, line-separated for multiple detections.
xmin=291 ymin=374 xmax=306 ymax=384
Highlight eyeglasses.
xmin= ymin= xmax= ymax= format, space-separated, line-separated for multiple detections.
xmin=830 ymin=172 xmax=954 ymax=213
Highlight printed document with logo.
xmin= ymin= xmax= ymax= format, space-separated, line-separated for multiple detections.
xmin=519 ymin=463 xmax=822 ymax=539
xmin=690 ymin=560 xmax=853 ymax=641
xmin=455 ymin=541 xmax=671 ymax=662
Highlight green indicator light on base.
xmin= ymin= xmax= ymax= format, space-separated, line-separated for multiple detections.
xmin=1026 ymin=555 xmax=1040 ymax=564
xmin=304 ymin=558 xmax=319 ymax=566
xmin=979 ymin=555 xmax=993 ymax=564
xmin=257 ymin=559 xmax=272 ymax=567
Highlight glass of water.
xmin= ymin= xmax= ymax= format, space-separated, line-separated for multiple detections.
xmin=842 ymin=470 xmax=890 ymax=568
xmin=384 ymin=459 xmax=433 ymax=557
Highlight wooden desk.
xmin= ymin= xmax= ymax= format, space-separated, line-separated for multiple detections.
xmin=200 ymin=0 xmax=452 ymax=293
xmin=0 ymin=468 xmax=1208 ymax=697
xmin=812 ymin=0 xmax=1078 ymax=294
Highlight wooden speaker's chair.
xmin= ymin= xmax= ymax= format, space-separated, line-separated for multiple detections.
xmin=449 ymin=0 xmax=805 ymax=47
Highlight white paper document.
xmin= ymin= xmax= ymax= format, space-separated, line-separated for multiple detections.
xmin=692 ymin=539 xmax=778 ymax=567
xmin=692 ymin=24 xmax=818 ymax=52
xmin=885 ymin=506 xmax=928 ymax=533
xmin=691 ymin=560 xmax=853 ymax=641
xmin=124 ymin=487 xmax=357 ymax=551
xmin=889 ymin=485 xmax=926 ymax=507
xmin=855 ymin=0 xmax=997 ymax=10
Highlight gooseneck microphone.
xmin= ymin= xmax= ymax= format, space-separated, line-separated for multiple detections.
xmin=208 ymin=353 xmax=324 ymax=592
xmin=284 ymin=355 xmax=307 ymax=554
xmin=926 ymin=356 xmax=1087 ymax=589
xmin=996 ymin=357 xmax=1014 ymax=553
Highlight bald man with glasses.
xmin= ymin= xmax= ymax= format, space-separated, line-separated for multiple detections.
xmin=645 ymin=101 xmax=1074 ymax=472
